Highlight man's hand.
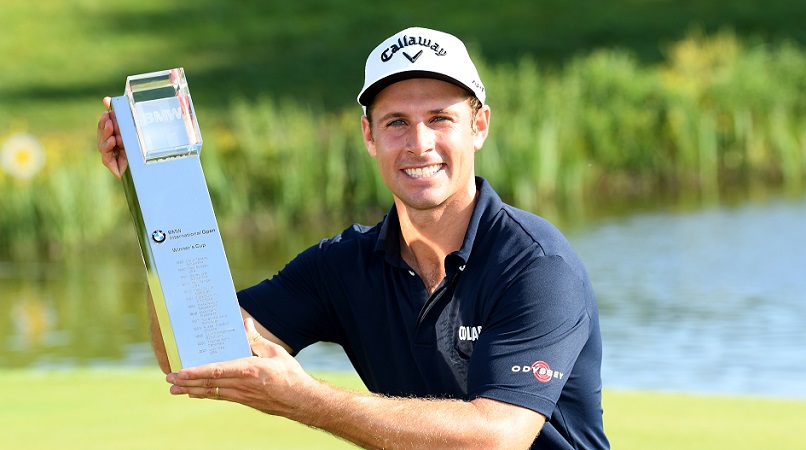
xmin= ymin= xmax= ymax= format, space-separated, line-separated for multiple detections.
xmin=166 ymin=318 xmax=317 ymax=418
xmin=96 ymin=96 xmax=128 ymax=178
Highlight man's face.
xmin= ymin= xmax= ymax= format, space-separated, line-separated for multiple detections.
xmin=361 ymin=78 xmax=490 ymax=213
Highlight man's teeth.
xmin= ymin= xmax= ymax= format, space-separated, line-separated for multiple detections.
xmin=404 ymin=164 xmax=441 ymax=179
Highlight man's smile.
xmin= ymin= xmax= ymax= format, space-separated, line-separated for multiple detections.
xmin=403 ymin=163 xmax=443 ymax=179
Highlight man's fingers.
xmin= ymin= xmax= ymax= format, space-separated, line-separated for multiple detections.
xmin=166 ymin=358 xmax=260 ymax=400
xmin=170 ymin=358 xmax=257 ymax=384
xmin=97 ymin=113 xmax=113 ymax=146
xmin=168 ymin=382 xmax=224 ymax=399
xmin=97 ymin=101 xmax=126 ymax=178
xmin=100 ymin=137 xmax=116 ymax=162
xmin=168 ymin=374 xmax=220 ymax=388
xmin=99 ymin=118 xmax=111 ymax=146
xmin=109 ymin=109 xmax=120 ymax=137
xmin=96 ymin=112 xmax=107 ymax=136
xmin=99 ymin=135 xmax=121 ymax=178
xmin=97 ymin=115 xmax=115 ymax=153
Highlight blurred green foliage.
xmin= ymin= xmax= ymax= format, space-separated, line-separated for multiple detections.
xmin=1 ymin=0 xmax=805 ymax=259
xmin=3 ymin=0 xmax=806 ymax=116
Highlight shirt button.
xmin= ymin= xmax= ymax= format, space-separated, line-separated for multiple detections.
xmin=459 ymin=265 xmax=466 ymax=271
xmin=408 ymin=270 xmax=416 ymax=277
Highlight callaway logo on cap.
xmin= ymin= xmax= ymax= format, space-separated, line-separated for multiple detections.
xmin=357 ymin=27 xmax=486 ymax=108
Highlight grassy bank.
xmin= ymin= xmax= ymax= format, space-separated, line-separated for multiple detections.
xmin=3 ymin=368 xmax=805 ymax=449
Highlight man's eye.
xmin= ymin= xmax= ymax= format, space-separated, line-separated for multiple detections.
xmin=387 ymin=119 xmax=406 ymax=127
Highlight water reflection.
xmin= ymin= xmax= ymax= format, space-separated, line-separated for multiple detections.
xmin=0 ymin=257 xmax=152 ymax=368
xmin=569 ymin=195 xmax=806 ymax=399
xmin=1 ymin=195 xmax=804 ymax=399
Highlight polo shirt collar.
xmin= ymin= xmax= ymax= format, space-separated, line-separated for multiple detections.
xmin=374 ymin=177 xmax=502 ymax=274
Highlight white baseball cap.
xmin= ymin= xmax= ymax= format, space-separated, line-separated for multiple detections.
xmin=357 ymin=27 xmax=486 ymax=108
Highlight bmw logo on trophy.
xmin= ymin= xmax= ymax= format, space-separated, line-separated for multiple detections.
xmin=111 ymin=69 xmax=251 ymax=371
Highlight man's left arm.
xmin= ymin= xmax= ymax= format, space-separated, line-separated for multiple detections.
xmin=168 ymin=318 xmax=545 ymax=449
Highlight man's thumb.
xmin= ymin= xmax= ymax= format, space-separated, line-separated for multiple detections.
xmin=244 ymin=317 xmax=271 ymax=358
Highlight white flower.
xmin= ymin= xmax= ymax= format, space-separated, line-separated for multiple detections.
xmin=0 ymin=133 xmax=45 ymax=179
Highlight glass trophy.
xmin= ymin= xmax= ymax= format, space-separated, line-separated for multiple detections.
xmin=126 ymin=68 xmax=202 ymax=162
xmin=111 ymin=68 xmax=252 ymax=371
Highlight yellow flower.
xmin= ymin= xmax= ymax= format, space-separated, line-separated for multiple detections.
xmin=1 ymin=133 xmax=45 ymax=179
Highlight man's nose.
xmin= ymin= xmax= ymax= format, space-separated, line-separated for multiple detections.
xmin=406 ymin=122 xmax=435 ymax=155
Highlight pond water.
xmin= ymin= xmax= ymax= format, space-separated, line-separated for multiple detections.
xmin=572 ymin=195 xmax=806 ymax=399
xmin=2 ymin=194 xmax=804 ymax=400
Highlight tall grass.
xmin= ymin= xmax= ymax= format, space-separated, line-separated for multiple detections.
xmin=1 ymin=32 xmax=804 ymax=258
xmin=202 ymin=99 xmax=388 ymax=236
xmin=481 ymin=31 xmax=806 ymax=210
xmin=0 ymin=132 xmax=123 ymax=260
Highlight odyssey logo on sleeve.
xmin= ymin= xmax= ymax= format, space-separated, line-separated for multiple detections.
xmin=511 ymin=360 xmax=565 ymax=383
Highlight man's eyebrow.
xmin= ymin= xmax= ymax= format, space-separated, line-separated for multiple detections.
xmin=376 ymin=112 xmax=406 ymax=123
xmin=429 ymin=108 xmax=458 ymax=116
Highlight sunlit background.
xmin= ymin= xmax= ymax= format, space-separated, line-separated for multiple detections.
xmin=1 ymin=0 xmax=805 ymax=447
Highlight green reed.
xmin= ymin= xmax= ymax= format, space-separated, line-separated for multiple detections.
xmin=478 ymin=30 xmax=806 ymax=211
xmin=0 ymin=134 xmax=125 ymax=260
xmin=1 ymin=31 xmax=804 ymax=258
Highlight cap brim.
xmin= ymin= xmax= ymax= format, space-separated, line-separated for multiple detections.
xmin=358 ymin=70 xmax=477 ymax=106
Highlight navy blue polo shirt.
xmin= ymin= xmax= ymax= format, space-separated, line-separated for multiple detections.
xmin=239 ymin=177 xmax=608 ymax=449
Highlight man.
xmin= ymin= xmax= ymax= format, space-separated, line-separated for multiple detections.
xmin=97 ymin=27 xmax=609 ymax=449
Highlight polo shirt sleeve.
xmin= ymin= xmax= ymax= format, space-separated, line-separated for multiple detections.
xmin=466 ymin=254 xmax=593 ymax=418
xmin=237 ymin=243 xmax=341 ymax=354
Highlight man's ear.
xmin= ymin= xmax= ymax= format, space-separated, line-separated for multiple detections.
xmin=361 ymin=115 xmax=377 ymax=158
xmin=473 ymin=105 xmax=491 ymax=151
